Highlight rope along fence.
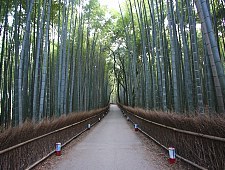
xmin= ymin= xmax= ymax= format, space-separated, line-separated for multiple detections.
xmin=0 ymin=108 xmax=109 ymax=170
xmin=119 ymin=104 xmax=225 ymax=170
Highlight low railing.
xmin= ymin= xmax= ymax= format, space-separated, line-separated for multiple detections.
xmin=119 ymin=105 xmax=225 ymax=170
xmin=0 ymin=108 xmax=109 ymax=170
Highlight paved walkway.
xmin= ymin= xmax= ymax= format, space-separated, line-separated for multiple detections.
xmin=52 ymin=105 xmax=165 ymax=170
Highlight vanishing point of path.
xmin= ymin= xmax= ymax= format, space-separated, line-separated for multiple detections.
xmin=36 ymin=105 xmax=187 ymax=170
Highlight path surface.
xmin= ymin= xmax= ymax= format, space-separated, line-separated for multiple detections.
xmin=36 ymin=105 xmax=187 ymax=170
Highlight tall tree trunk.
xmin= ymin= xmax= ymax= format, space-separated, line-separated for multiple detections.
xmin=18 ymin=0 xmax=35 ymax=125
xmin=32 ymin=0 xmax=47 ymax=122
xmin=39 ymin=0 xmax=52 ymax=120
xmin=167 ymin=0 xmax=180 ymax=112
xmin=195 ymin=0 xmax=225 ymax=113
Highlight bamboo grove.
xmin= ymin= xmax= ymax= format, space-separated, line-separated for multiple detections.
xmin=114 ymin=0 xmax=225 ymax=114
xmin=0 ymin=0 xmax=113 ymax=129
xmin=1 ymin=0 xmax=225 ymax=129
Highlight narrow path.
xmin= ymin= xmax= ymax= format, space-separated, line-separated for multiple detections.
xmin=36 ymin=105 xmax=186 ymax=170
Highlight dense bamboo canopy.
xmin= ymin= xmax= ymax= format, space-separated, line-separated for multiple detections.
xmin=0 ymin=0 xmax=112 ymax=128
xmin=115 ymin=0 xmax=225 ymax=114
xmin=0 ymin=0 xmax=225 ymax=129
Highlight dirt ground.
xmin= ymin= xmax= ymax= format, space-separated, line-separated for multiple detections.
xmin=34 ymin=105 xmax=191 ymax=170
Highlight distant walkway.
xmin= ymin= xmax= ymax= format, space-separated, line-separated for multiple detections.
xmin=50 ymin=105 xmax=174 ymax=170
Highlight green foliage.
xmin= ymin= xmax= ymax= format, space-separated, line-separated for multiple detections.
xmin=0 ymin=0 xmax=115 ymax=129
xmin=112 ymin=0 xmax=225 ymax=114
xmin=1 ymin=0 xmax=225 ymax=130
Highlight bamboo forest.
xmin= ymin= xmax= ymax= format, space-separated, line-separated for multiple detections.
xmin=0 ymin=0 xmax=225 ymax=130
